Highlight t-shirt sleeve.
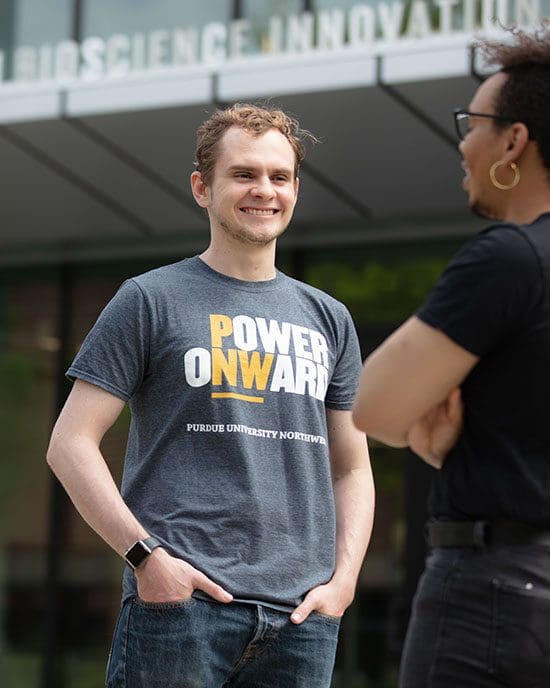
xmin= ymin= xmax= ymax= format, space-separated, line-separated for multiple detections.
xmin=66 ymin=279 xmax=151 ymax=401
xmin=417 ymin=227 xmax=542 ymax=356
xmin=324 ymin=305 xmax=362 ymax=410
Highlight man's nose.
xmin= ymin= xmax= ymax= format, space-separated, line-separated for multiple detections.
xmin=251 ymin=176 xmax=275 ymax=198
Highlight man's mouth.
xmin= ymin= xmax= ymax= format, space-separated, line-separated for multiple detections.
xmin=240 ymin=208 xmax=279 ymax=216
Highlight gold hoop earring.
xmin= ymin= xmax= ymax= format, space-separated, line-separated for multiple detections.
xmin=489 ymin=161 xmax=520 ymax=190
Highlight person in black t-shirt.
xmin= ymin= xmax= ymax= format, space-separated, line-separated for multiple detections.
xmin=353 ymin=23 xmax=550 ymax=688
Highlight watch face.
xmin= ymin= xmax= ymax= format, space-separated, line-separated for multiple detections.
xmin=125 ymin=541 xmax=150 ymax=570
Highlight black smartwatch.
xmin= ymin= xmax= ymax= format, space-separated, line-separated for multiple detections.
xmin=124 ymin=536 xmax=162 ymax=571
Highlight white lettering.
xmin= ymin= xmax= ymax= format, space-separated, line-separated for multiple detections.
xmin=55 ymin=40 xmax=79 ymax=82
xmin=186 ymin=423 xmax=225 ymax=432
xmin=270 ymin=355 xmax=295 ymax=393
xmin=14 ymin=46 xmax=37 ymax=81
xmin=315 ymin=363 xmax=328 ymax=400
xmin=482 ymin=0 xmax=493 ymax=29
xmin=131 ymin=33 xmax=146 ymax=71
xmin=233 ymin=315 xmax=258 ymax=351
xmin=497 ymin=0 xmax=509 ymax=24
xmin=2 ymin=2 xmax=546 ymax=87
xmin=481 ymin=0 xmax=509 ymax=29
xmin=516 ymin=0 xmax=539 ymax=24
xmin=317 ymin=9 xmax=346 ymax=50
xmin=106 ymin=34 xmax=130 ymax=77
xmin=230 ymin=19 xmax=251 ymax=58
xmin=435 ymin=0 xmax=458 ymax=33
xmin=267 ymin=15 xmax=284 ymax=53
xmin=202 ymin=22 xmax=227 ymax=64
xmin=184 ymin=347 xmax=211 ymax=387
xmin=463 ymin=0 xmax=476 ymax=31
xmin=291 ymin=325 xmax=312 ymax=360
xmin=378 ymin=1 xmax=405 ymax=41
xmin=173 ymin=27 xmax=199 ymax=65
xmin=294 ymin=358 xmax=317 ymax=396
xmin=81 ymin=37 xmax=105 ymax=80
xmin=286 ymin=12 xmax=314 ymax=52
xmin=255 ymin=318 xmax=291 ymax=354
xmin=39 ymin=44 xmax=53 ymax=80
xmin=348 ymin=5 xmax=376 ymax=46
xmin=148 ymin=30 xmax=169 ymax=68
xmin=405 ymin=1 xmax=432 ymax=39
xmin=309 ymin=330 xmax=329 ymax=366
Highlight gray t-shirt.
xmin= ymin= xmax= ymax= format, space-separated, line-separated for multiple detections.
xmin=68 ymin=256 xmax=361 ymax=610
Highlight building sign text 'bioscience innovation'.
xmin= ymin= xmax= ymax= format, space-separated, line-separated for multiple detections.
xmin=0 ymin=0 xmax=542 ymax=85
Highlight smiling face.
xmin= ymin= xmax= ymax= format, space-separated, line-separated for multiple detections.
xmin=192 ymin=126 xmax=299 ymax=248
xmin=459 ymin=72 xmax=513 ymax=220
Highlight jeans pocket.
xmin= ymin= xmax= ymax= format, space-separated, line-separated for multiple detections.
xmin=135 ymin=596 xmax=195 ymax=611
xmin=490 ymin=578 xmax=550 ymax=688
xmin=310 ymin=610 xmax=342 ymax=626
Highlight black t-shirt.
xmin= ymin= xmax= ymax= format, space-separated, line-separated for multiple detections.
xmin=417 ymin=213 xmax=550 ymax=527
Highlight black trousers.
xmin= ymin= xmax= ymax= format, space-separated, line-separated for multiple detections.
xmin=399 ymin=545 xmax=550 ymax=688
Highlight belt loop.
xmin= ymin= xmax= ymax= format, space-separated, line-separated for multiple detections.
xmin=472 ymin=521 xmax=488 ymax=547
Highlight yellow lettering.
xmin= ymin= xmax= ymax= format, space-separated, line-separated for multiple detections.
xmin=238 ymin=351 xmax=274 ymax=390
xmin=210 ymin=314 xmax=233 ymax=348
xmin=212 ymin=348 xmax=237 ymax=385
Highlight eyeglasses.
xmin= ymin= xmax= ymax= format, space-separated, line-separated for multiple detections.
xmin=453 ymin=109 xmax=516 ymax=141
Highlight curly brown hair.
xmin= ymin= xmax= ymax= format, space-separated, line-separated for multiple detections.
xmin=194 ymin=103 xmax=317 ymax=185
xmin=477 ymin=21 xmax=550 ymax=170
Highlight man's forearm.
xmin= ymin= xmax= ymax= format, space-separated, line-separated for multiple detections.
xmin=332 ymin=466 xmax=375 ymax=593
xmin=47 ymin=434 xmax=148 ymax=557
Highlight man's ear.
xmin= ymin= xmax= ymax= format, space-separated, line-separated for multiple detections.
xmin=190 ymin=171 xmax=210 ymax=208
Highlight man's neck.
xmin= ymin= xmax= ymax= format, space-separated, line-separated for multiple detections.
xmin=199 ymin=243 xmax=277 ymax=282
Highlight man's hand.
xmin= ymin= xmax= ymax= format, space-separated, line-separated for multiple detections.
xmin=290 ymin=577 xmax=354 ymax=624
xmin=406 ymin=387 xmax=463 ymax=469
xmin=135 ymin=548 xmax=233 ymax=604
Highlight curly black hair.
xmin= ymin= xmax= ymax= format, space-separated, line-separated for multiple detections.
xmin=477 ymin=21 xmax=550 ymax=171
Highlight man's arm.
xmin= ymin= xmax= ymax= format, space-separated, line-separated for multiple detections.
xmin=352 ymin=316 xmax=478 ymax=447
xmin=47 ymin=379 xmax=232 ymax=604
xmin=291 ymin=408 xmax=374 ymax=623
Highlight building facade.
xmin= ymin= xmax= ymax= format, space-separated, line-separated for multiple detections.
xmin=1 ymin=1 xmax=547 ymax=687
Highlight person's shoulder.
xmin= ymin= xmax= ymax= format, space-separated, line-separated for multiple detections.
xmin=128 ymin=258 xmax=195 ymax=292
xmin=516 ymin=213 xmax=550 ymax=254
xmin=460 ymin=221 xmax=538 ymax=270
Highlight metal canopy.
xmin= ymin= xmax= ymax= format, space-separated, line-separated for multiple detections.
xmin=0 ymin=38 xmax=485 ymax=266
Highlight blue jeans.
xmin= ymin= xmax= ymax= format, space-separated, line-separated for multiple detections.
xmin=106 ymin=596 xmax=340 ymax=687
xmin=399 ymin=545 xmax=550 ymax=688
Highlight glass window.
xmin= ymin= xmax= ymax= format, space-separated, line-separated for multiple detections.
xmin=313 ymin=0 xmax=376 ymax=10
xmin=82 ymin=0 xmax=232 ymax=69
xmin=83 ymin=0 xmax=231 ymax=38
xmin=14 ymin=0 xmax=73 ymax=46
xmin=1 ymin=0 xmax=72 ymax=81
xmin=242 ymin=0 xmax=303 ymax=53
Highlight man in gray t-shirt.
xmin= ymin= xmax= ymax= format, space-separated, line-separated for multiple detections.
xmin=47 ymin=104 xmax=374 ymax=688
